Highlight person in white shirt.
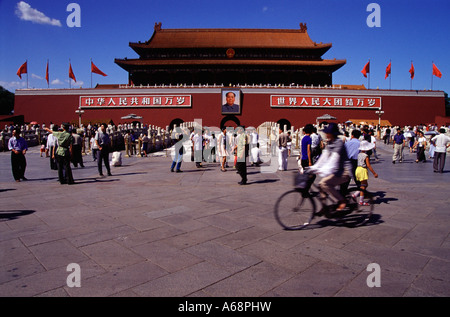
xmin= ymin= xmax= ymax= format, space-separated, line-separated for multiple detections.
xmin=310 ymin=127 xmax=323 ymax=164
xmin=46 ymin=126 xmax=59 ymax=170
xmin=369 ymin=130 xmax=379 ymax=161
xmin=413 ymin=131 xmax=427 ymax=163
xmin=90 ymin=134 xmax=98 ymax=161
xmin=193 ymin=130 xmax=203 ymax=168
xmin=217 ymin=127 xmax=228 ymax=171
xmin=251 ymin=143 xmax=262 ymax=166
xmin=431 ymin=129 xmax=450 ymax=173
xmin=209 ymin=133 xmax=217 ymax=162
xmin=249 ymin=130 xmax=259 ymax=164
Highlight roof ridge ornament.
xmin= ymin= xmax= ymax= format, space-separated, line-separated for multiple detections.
xmin=299 ymin=23 xmax=307 ymax=33
xmin=154 ymin=22 xmax=162 ymax=31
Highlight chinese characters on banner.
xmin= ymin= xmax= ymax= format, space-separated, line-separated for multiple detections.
xmin=80 ymin=95 xmax=192 ymax=108
xmin=271 ymin=95 xmax=381 ymax=109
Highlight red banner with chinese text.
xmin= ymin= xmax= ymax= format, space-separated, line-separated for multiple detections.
xmin=80 ymin=95 xmax=192 ymax=108
xmin=270 ymin=95 xmax=381 ymax=109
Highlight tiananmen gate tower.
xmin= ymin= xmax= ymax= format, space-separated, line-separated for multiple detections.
xmin=14 ymin=23 xmax=447 ymax=129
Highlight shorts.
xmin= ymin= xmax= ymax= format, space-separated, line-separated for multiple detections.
xmin=355 ymin=166 xmax=369 ymax=182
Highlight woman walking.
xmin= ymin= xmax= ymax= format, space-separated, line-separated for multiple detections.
xmin=413 ymin=131 xmax=427 ymax=163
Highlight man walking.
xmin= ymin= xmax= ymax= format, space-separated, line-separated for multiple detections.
xmin=278 ymin=128 xmax=289 ymax=171
xmin=431 ymin=128 xmax=450 ymax=173
xmin=392 ymin=129 xmax=405 ymax=164
xmin=8 ymin=128 xmax=28 ymax=182
xmin=343 ymin=129 xmax=362 ymax=190
xmin=235 ymin=126 xmax=248 ymax=185
xmin=95 ymin=123 xmax=112 ymax=176
xmin=44 ymin=123 xmax=75 ymax=184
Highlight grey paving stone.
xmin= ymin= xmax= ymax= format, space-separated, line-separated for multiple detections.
xmin=131 ymin=240 xmax=203 ymax=273
xmin=65 ymin=260 xmax=168 ymax=297
xmin=203 ymin=262 xmax=293 ymax=297
xmin=131 ymin=261 xmax=231 ymax=297
xmin=79 ymin=240 xmax=145 ymax=271
xmin=29 ymin=239 xmax=90 ymax=270
xmin=185 ymin=241 xmax=261 ymax=274
xmin=0 ymin=142 xmax=449 ymax=297
xmin=265 ymin=261 xmax=359 ymax=297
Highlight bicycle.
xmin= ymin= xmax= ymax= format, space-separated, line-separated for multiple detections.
xmin=274 ymin=171 xmax=374 ymax=230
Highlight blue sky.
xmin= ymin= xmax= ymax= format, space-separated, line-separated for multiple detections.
xmin=1 ymin=0 xmax=449 ymax=93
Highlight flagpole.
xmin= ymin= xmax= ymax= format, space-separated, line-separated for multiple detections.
xmin=410 ymin=60 xmax=412 ymax=90
xmin=47 ymin=59 xmax=49 ymax=89
xmin=26 ymin=59 xmax=29 ymax=89
xmin=368 ymin=59 xmax=371 ymax=89
xmin=389 ymin=59 xmax=391 ymax=90
xmin=69 ymin=59 xmax=71 ymax=89
xmin=90 ymin=58 xmax=93 ymax=89
xmin=431 ymin=61 xmax=433 ymax=91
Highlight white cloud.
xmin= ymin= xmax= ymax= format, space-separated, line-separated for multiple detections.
xmin=15 ymin=1 xmax=62 ymax=27
xmin=262 ymin=6 xmax=269 ymax=13
xmin=31 ymin=73 xmax=43 ymax=80
xmin=51 ymin=79 xmax=63 ymax=85
xmin=0 ymin=80 xmax=27 ymax=92
xmin=66 ymin=79 xmax=84 ymax=88
xmin=72 ymin=80 xmax=84 ymax=88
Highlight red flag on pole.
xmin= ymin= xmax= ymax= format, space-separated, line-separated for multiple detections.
xmin=361 ymin=61 xmax=370 ymax=78
xmin=69 ymin=63 xmax=77 ymax=82
xmin=409 ymin=62 xmax=415 ymax=79
xmin=432 ymin=63 xmax=442 ymax=78
xmin=91 ymin=61 xmax=107 ymax=76
xmin=385 ymin=61 xmax=391 ymax=79
xmin=17 ymin=61 xmax=28 ymax=79
xmin=46 ymin=60 xmax=49 ymax=85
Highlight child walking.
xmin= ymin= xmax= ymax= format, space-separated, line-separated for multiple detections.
xmin=354 ymin=141 xmax=378 ymax=205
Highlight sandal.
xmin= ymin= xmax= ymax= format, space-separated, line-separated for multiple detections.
xmin=359 ymin=201 xmax=370 ymax=206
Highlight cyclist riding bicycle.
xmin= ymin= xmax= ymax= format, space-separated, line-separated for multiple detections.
xmin=307 ymin=123 xmax=352 ymax=212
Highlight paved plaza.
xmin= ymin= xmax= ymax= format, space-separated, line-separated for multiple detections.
xmin=0 ymin=141 xmax=449 ymax=297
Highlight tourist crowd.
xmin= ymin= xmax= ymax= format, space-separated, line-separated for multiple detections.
xmin=3 ymin=121 xmax=450 ymax=186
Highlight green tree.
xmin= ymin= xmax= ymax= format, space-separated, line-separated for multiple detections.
xmin=0 ymin=86 xmax=14 ymax=115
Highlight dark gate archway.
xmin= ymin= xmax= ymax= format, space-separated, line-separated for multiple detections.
xmin=169 ymin=118 xmax=184 ymax=131
xmin=220 ymin=115 xmax=241 ymax=129
xmin=277 ymin=118 xmax=291 ymax=131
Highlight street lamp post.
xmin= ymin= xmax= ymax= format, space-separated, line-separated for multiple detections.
xmin=375 ymin=109 xmax=384 ymax=127
xmin=75 ymin=107 xmax=85 ymax=127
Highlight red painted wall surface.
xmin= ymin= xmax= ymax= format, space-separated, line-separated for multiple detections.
xmin=14 ymin=88 xmax=446 ymax=129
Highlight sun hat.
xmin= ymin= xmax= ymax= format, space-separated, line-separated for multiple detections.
xmin=359 ymin=140 xmax=375 ymax=151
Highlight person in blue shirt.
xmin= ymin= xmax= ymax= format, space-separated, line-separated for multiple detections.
xmin=300 ymin=124 xmax=313 ymax=168
xmin=341 ymin=129 xmax=362 ymax=192
xmin=8 ymin=128 xmax=28 ymax=182
xmin=346 ymin=129 xmax=362 ymax=178
xmin=392 ymin=129 xmax=405 ymax=164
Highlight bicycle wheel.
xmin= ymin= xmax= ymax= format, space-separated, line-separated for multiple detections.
xmin=274 ymin=189 xmax=316 ymax=230
xmin=345 ymin=187 xmax=374 ymax=226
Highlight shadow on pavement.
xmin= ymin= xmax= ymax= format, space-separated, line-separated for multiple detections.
xmin=0 ymin=210 xmax=35 ymax=220
xmin=0 ymin=188 xmax=16 ymax=193
xmin=371 ymin=191 xmax=399 ymax=205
